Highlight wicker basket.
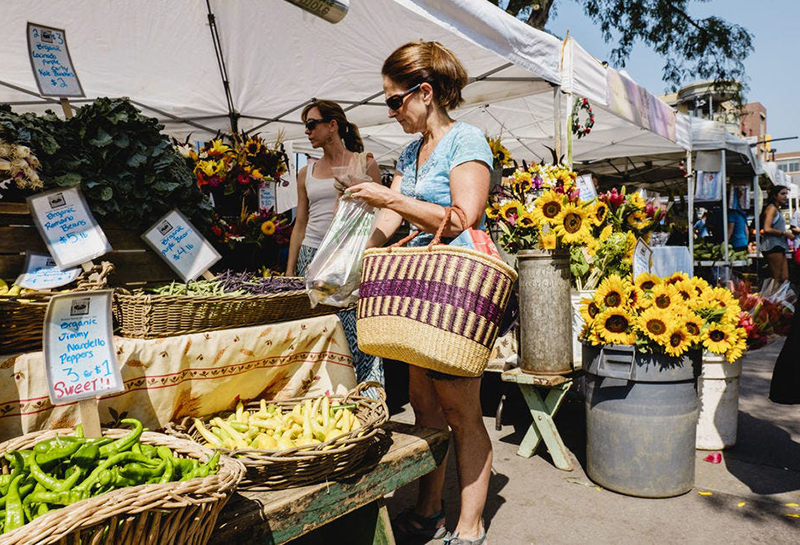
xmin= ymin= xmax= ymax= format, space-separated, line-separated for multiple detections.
xmin=0 ymin=428 xmax=245 ymax=545
xmin=0 ymin=262 xmax=113 ymax=355
xmin=113 ymin=286 xmax=340 ymax=339
xmin=166 ymin=382 xmax=388 ymax=490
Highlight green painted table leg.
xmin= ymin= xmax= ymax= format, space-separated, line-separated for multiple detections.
xmin=517 ymin=383 xmax=574 ymax=471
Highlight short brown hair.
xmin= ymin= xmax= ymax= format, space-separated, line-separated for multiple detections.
xmin=301 ymin=99 xmax=364 ymax=153
xmin=382 ymin=40 xmax=469 ymax=111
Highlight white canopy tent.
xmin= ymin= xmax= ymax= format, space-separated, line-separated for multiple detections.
xmin=2 ymin=0 xmax=684 ymax=167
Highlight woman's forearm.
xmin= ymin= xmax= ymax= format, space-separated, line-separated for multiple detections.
xmin=286 ymin=224 xmax=306 ymax=275
xmin=384 ymin=191 xmax=466 ymax=238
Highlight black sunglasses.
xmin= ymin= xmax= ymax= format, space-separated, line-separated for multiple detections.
xmin=304 ymin=117 xmax=328 ymax=131
xmin=386 ymin=83 xmax=422 ymax=111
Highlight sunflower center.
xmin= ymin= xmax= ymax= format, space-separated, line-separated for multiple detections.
xmin=588 ymin=303 xmax=600 ymax=318
xmin=606 ymin=315 xmax=629 ymax=333
xmin=564 ymin=213 xmax=582 ymax=233
xmin=641 ymin=281 xmax=655 ymax=291
xmin=604 ymin=292 xmax=622 ymax=307
xmin=647 ymin=319 xmax=667 ymax=336
xmin=596 ymin=207 xmax=607 ymax=222
xmin=670 ymin=333 xmax=684 ymax=347
xmin=686 ymin=323 xmax=700 ymax=336
xmin=678 ymin=290 xmax=691 ymax=301
xmin=710 ymin=330 xmax=725 ymax=342
xmin=655 ymin=295 xmax=671 ymax=308
xmin=543 ymin=202 xmax=561 ymax=218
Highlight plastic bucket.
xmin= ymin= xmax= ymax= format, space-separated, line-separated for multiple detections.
xmin=697 ymin=352 xmax=742 ymax=450
xmin=584 ymin=344 xmax=700 ymax=498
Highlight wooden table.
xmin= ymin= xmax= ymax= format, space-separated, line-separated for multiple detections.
xmin=211 ymin=421 xmax=450 ymax=545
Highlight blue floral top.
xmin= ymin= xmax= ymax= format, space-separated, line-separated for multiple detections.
xmin=396 ymin=121 xmax=492 ymax=246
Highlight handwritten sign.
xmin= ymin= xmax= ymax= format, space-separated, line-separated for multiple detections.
xmin=259 ymin=182 xmax=276 ymax=212
xmin=16 ymin=252 xmax=81 ymax=290
xmin=27 ymin=23 xmax=84 ymax=98
xmin=28 ymin=187 xmax=112 ymax=269
xmin=142 ymin=209 xmax=221 ymax=282
xmin=575 ymin=174 xmax=598 ymax=202
xmin=43 ymin=290 xmax=122 ymax=404
xmin=632 ymin=238 xmax=653 ymax=279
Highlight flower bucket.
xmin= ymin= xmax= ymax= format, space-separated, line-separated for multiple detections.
xmin=518 ymin=249 xmax=572 ymax=375
xmin=697 ymin=351 xmax=743 ymax=450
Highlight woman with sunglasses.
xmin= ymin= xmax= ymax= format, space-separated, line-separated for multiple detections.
xmin=287 ymin=99 xmax=383 ymax=386
xmin=345 ymin=41 xmax=493 ymax=545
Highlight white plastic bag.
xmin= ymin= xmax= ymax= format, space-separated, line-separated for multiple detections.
xmin=305 ymin=197 xmax=376 ymax=307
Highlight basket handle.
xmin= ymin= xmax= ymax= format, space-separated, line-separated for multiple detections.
xmin=349 ymin=381 xmax=387 ymax=403
xmin=74 ymin=261 xmax=114 ymax=291
xmin=389 ymin=206 xmax=469 ymax=249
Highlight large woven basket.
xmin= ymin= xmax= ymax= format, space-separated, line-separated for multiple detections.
xmin=113 ymin=284 xmax=339 ymax=339
xmin=166 ymin=382 xmax=388 ymax=490
xmin=357 ymin=207 xmax=517 ymax=377
xmin=0 ymin=262 xmax=113 ymax=355
xmin=0 ymin=428 xmax=245 ymax=545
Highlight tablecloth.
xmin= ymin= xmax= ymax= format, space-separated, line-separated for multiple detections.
xmin=0 ymin=314 xmax=355 ymax=442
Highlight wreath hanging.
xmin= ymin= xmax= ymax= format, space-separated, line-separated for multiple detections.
xmin=571 ymin=97 xmax=594 ymax=139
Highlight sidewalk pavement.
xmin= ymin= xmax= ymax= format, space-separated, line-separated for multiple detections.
xmin=385 ymin=337 xmax=800 ymax=544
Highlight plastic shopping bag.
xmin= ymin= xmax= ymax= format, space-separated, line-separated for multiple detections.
xmin=305 ymin=198 xmax=376 ymax=308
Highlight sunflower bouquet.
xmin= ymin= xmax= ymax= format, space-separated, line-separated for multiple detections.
xmin=191 ymin=134 xmax=289 ymax=194
xmin=580 ymin=272 xmax=748 ymax=363
xmin=486 ymin=135 xmax=513 ymax=169
xmin=485 ymin=162 xmax=600 ymax=253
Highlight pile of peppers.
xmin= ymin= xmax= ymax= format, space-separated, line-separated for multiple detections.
xmin=0 ymin=419 xmax=219 ymax=534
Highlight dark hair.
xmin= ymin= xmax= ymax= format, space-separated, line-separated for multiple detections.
xmin=381 ymin=40 xmax=469 ymax=111
xmin=760 ymin=184 xmax=788 ymax=225
xmin=301 ymin=100 xmax=364 ymax=153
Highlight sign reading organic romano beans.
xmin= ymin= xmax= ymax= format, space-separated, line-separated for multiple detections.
xmin=43 ymin=290 xmax=123 ymax=404
xmin=27 ymin=186 xmax=112 ymax=269
xmin=27 ymin=23 xmax=85 ymax=97
xmin=141 ymin=209 xmax=221 ymax=282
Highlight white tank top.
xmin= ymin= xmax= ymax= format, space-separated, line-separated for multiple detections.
xmin=302 ymin=160 xmax=339 ymax=249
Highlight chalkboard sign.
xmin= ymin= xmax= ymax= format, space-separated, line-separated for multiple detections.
xmin=43 ymin=290 xmax=123 ymax=404
xmin=141 ymin=209 xmax=221 ymax=282
xmin=16 ymin=252 xmax=81 ymax=290
xmin=27 ymin=22 xmax=84 ymax=98
xmin=27 ymin=186 xmax=112 ymax=269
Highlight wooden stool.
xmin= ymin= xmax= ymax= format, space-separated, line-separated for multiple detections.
xmin=501 ymin=368 xmax=575 ymax=471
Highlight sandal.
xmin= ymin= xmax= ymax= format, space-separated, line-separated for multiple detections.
xmin=443 ymin=526 xmax=487 ymax=545
xmin=391 ymin=504 xmax=447 ymax=543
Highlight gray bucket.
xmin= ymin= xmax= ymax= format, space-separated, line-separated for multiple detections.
xmin=584 ymin=344 xmax=700 ymax=498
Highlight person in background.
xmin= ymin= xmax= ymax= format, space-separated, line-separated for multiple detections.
xmin=790 ymin=207 xmax=800 ymax=248
xmin=344 ymin=40 xmax=493 ymax=545
xmin=694 ymin=208 xmax=710 ymax=238
xmin=728 ymin=188 xmax=749 ymax=252
xmin=769 ymin=303 xmax=800 ymax=404
xmin=759 ymin=185 xmax=794 ymax=284
xmin=285 ymin=99 xmax=384 ymax=386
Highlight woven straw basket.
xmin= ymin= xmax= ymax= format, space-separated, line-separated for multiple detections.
xmin=357 ymin=208 xmax=517 ymax=377
xmin=166 ymin=382 xmax=388 ymax=491
xmin=0 ymin=428 xmax=245 ymax=545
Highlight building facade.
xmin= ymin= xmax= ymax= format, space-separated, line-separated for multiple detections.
xmin=775 ymin=151 xmax=800 ymax=178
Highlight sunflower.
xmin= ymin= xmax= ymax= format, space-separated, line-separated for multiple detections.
xmin=634 ymin=272 xmax=661 ymax=292
xmin=683 ymin=315 xmax=704 ymax=340
xmin=599 ymin=224 xmax=613 ymax=242
xmin=702 ymin=323 xmax=737 ymax=354
xmin=638 ymin=307 xmax=673 ymax=344
xmin=595 ymin=275 xmax=627 ymax=308
xmin=260 ymin=220 xmax=276 ymax=236
xmin=243 ymin=138 xmax=264 ymax=157
xmin=590 ymin=201 xmax=609 ymax=226
xmin=664 ymin=323 xmax=692 ymax=357
xmin=626 ymin=210 xmax=652 ymax=230
xmin=499 ymin=201 xmax=522 ymax=222
xmin=486 ymin=204 xmax=500 ymax=220
xmin=725 ymin=332 xmax=748 ymax=363
xmin=554 ymin=203 xmax=592 ymax=244
xmin=596 ymin=308 xmax=636 ymax=345
xmin=532 ymin=190 xmax=564 ymax=224
xmin=625 ymin=231 xmax=637 ymax=260
xmin=672 ymin=280 xmax=695 ymax=303
xmin=540 ymin=232 xmax=557 ymax=250
xmin=513 ymin=170 xmax=533 ymax=192
xmin=627 ymin=285 xmax=645 ymax=310
xmin=627 ymin=192 xmax=646 ymax=209
xmin=686 ymin=276 xmax=710 ymax=298
xmin=580 ymin=297 xmax=603 ymax=324
xmin=587 ymin=239 xmax=600 ymax=256
xmin=650 ymin=283 xmax=679 ymax=310
xmin=709 ymin=286 xmax=737 ymax=310
xmin=518 ymin=211 xmax=536 ymax=229
xmin=664 ymin=271 xmax=689 ymax=285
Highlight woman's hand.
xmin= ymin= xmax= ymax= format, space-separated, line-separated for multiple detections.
xmin=345 ymin=182 xmax=397 ymax=209
xmin=333 ymin=173 xmax=372 ymax=194
xmin=786 ymin=230 xmax=796 ymax=241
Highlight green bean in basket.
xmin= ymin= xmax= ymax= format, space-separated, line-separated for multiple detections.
xmin=0 ymin=419 xmax=220 ymax=534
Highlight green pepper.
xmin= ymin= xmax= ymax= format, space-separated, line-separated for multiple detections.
xmin=76 ymin=452 xmax=159 ymax=493
xmin=140 ymin=444 xmax=157 ymax=458
xmin=181 ymin=452 xmax=219 ymax=481
xmin=157 ymin=447 xmax=175 ymax=484
xmin=28 ymin=455 xmax=64 ymax=492
xmin=35 ymin=440 xmax=81 ymax=468
xmin=98 ymin=419 xmax=143 ymax=458
xmin=171 ymin=457 xmax=198 ymax=479
xmin=34 ymin=502 xmax=50 ymax=519
xmin=24 ymin=489 xmax=87 ymax=507
xmin=75 ymin=423 xmax=84 ymax=438
xmin=0 ymin=452 xmax=23 ymax=496
xmin=72 ymin=442 xmax=100 ymax=467
xmin=4 ymin=475 xmax=24 ymax=533
xmin=119 ymin=459 xmax=166 ymax=483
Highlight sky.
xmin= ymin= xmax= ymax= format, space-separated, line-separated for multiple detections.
xmin=541 ymin=0 xmax=800 ymax=154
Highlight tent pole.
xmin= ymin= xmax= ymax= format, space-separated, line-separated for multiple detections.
xmin=721 ymin=149 xmax=729 ymax=265
xmin=687 ymin=150 xmax=694 ymax=270
xmin=754 ymin=174 xmax=761 ymax=256
xmin=205 ymin=0 xmax=238 ymax=133
xmin=565 ymin=92 xmax=573 ymax=167
xmin=553 ymin=86 xmax=562 ymax=161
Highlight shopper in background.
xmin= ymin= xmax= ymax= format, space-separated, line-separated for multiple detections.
xmin=345 ymin=40 xmax=493 ymax=545
xmin=694 ymin=208 xmax=710 ymax=238
xmin=760 ymin=185 xmax=794 ymax=284
xmin=285 ymin=100 xmax=384 ymax=386
xmin=728 ymin=188 xmax=749 ymax=252
xmin=769 ymin=305 xmax=800 ymax=404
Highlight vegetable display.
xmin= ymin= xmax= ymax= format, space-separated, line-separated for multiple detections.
xmin=143 ymin=271 xmax=305 ymax=297
xmin=694 ymin=241 xmax=749 ymax=262
xmin=193 ymin=397 xmax=361 ymax=451
xmin=0 ymin=419 xmax=219 ymax=534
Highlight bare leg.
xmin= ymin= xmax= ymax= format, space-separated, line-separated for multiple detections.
xmin=434 ymin=377 xmax=492 ymax=540
xmin=766 ymin=253 xmax=786 ymax=284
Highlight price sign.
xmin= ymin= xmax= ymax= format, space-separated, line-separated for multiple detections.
xmin=575 ymin=174 xmax=598 ymax=202
xmin=43 ymin=290 xmax=122 ymax=404
xmin=259 ymin=182 xmax=276 ymax=212
xmin=16 ymin=252 xmax=81 ymax=290
xmin=142 ymin=209 xmax=221 ymax=282
xmin=27 ymin=23 xmax=84 ymax=98
xmin=28 ymin=187 xmax=112 ymax=269
xmin=632 ymin=238 xmax=653 ymax=279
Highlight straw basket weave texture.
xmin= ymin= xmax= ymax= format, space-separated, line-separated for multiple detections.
xmin=166 ymin=382 xmax=388 ymax=491
xmin=0 ymin=428 xmax=245 ymax=545
xmin=112 ymin=287 xmax=338 ymax=339
xmin=0 ymin=262 xmax=113 ymax=355
xmin=357 ymin=208 xmax=517 ymax=377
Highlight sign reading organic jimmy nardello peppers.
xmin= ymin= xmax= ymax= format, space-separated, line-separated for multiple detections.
xmin=43 ymin=290 xmax=123 ymax=404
